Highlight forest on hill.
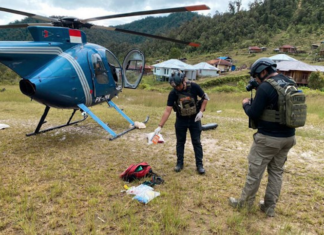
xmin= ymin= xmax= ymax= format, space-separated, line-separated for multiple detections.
xmin=1 ymin=0 xmax=324 ymax=63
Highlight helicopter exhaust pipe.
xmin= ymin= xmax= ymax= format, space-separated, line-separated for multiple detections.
xmin=20 ymin=79 xmax=36 ymax=97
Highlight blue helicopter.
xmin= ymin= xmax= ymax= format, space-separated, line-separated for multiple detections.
xmin=0 ymin=5 xmax=209 ymax=140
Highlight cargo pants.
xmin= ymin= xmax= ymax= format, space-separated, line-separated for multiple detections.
xmin=239 ymin=133 xmax=296 ymax=209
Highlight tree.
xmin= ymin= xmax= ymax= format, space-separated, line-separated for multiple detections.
xmin=308 ymin=71 xmax=324 ymax=90
xmin=169 ymin=48 xmax=181 ymax=59
xmin=229 ymin=0 xmax=242 ymax=14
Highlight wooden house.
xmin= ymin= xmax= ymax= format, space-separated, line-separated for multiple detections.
xmin=279 ymin=45 xmax=297 ymax=53
xmin=218 ymin=56 xmax=233 ymax=63
xmin=319 ymin=41 xmax=324 ymax=56
xmin=207 ymin=59 xmax=232 ymax=73
xmin=248 ymin=46 xmax=262 ymax=53
xmin=277 ymin=61 xmax=324 ymax=85
xmin=143 ymin=65 xmax=153 ymax=75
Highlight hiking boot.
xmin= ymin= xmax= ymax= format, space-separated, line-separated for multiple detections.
xmin=229 ymin=197 xmax=253 ymax=210
xmin=174 ymin=164 xmax=183 ymax=172
xmin=197 ymin=165 xmax=205 ymax=174
xmin=229 ymin=197 xmax=243 ymax=209
xmin=259 ymin=201 xmax=275 ymax=217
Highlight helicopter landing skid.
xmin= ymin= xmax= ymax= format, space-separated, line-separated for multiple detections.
xmin=26 ymin=106 xmax=88 ymax=136
xmin=77 ymin=102 xmax=149 ymax=141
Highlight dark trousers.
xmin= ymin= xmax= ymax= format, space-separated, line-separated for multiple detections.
xmin=175 ymin=117 xmax=203 ymax=166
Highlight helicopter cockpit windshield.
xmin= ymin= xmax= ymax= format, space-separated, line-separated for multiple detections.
xmin=92 ymin=54 xmax=109 ymax=84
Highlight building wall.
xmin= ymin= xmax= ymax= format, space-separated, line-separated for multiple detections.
xmin=217 ymin=65 xmax=230 ymax=72
xmin=279 ymin=48 xmax=297 ymax=53
xmin=197 ymin=70 xmax=219 ymax=77
xmin=279 ymin=70 xmax=310 ymax=85
xmin=153 ymin=67 xmax=197 ymax=80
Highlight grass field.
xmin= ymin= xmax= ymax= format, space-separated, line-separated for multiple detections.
xmin=0 ymin=82 xmax=324 ymax=235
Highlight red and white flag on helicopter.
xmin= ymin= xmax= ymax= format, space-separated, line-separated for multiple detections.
xmin=69 ymin=29 xmax=82 ymax=43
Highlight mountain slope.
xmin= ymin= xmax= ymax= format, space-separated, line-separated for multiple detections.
xmin=1 ymin=0 xmax=324 ymax=61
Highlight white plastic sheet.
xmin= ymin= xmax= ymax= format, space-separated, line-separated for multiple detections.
xmin=0 ymin=124 xmax=10 ymax=130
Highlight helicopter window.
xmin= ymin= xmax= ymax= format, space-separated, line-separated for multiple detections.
xmin=105 ymin=50 xmax=122 ymax=89
xmin=92 ymin=54 xmax=108 ymax=84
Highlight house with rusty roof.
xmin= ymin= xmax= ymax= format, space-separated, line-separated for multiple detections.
xmin=248 ymin=46 xmax=262 ymax=53
xmin=279 ymin=45 xmax=297 ymax=53
xmin=143 ymin=65 xmax=153 ymax=75
xmin=207 ymin=59 xmax=232 ymax=73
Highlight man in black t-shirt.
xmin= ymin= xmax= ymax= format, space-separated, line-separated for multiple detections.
xmin=229 ymin=58 xmax=296 ymax=217
xmin=153 ymin=71 xmax=209 ymax=174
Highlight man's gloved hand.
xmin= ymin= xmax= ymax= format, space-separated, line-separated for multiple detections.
xmin=195 ymin=111 xmax=203 ymax=122
xmin=154 ymin=126 xmax=162 ymax=136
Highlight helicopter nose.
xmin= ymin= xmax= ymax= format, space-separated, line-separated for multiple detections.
xmin=20 ymin=79 xmax=36 ymax=97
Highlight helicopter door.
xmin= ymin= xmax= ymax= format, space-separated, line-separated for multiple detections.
xmin=90 ymin=53 xmax=110 ymax=97
xmin=122 ymin=49 xmax=145 ymax=89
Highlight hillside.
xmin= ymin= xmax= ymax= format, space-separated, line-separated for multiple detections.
xmin=1 ymin=0 xmax=324 ymax=74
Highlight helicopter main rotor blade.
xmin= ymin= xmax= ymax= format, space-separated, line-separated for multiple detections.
xmin=0 ymin=23 xmax=54 ymax=29
xmin=0 ymin=7 xmax=58 ymax=22
xmin=83 ymin=5 xmax=210 ymax=22
xmin=91 ymin=25 xmax=200 ymax=47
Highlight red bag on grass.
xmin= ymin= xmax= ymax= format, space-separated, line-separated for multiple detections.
xmin=120 ymin=162 xmax=152 ymax=182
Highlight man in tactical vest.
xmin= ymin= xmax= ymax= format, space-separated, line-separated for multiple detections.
xmin=153 ymin=71 xmax=209 ymax=174
xmin=229 ymin=58 xmax=297 ymax=217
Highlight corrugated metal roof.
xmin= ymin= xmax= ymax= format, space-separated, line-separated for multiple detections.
xmin=269 ymin=54 xmax=298 ymax=61
xmin=152 ymin=59 xmax=195 ymax=70
xmin=193 ymin=62 xmax=219 ymax=70
xmin=313 ymin=65 xmax=324 ymax=72
xmin=249 ymin=46 xmax=261 ymax=50
xmin=207 ymin=59 xmax=232 ymax=66
xmin=218 ymin=56 xmax=232 ymax=60
xmin=277 ymin=61 xmax=324 ymax=72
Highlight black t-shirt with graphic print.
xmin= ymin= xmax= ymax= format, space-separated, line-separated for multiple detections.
xmin=167 ymin=82 xmax=205 ymax=119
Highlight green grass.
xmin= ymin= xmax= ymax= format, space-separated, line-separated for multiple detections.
xmin=0 ymin=83 xmax=324 ymax=234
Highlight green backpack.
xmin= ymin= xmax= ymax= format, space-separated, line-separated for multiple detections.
xmin=260 ymin=78 xmax=307 ymax=128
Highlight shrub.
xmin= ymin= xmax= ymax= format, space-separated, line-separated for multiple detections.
xmin=138 ymin=83 xmax=150 ymax=89
xmin=308 ymin=71 xmax=324 ymax=90
xmin=211 ymin=85 xmax=239 ymax=93
xmin=237 ymin=80 xmax=248 ymax=92
xmin=199 ymin=74 xmax=250 ymax=89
